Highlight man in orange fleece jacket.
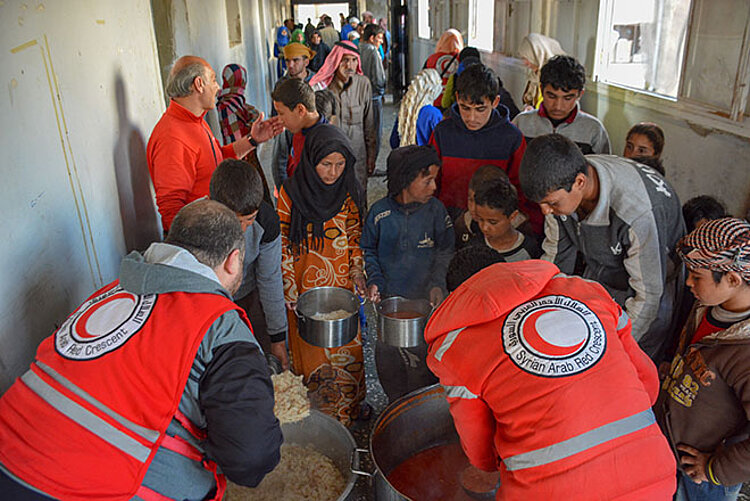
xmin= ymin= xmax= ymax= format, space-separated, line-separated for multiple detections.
xmin=426 ymin=259 xmax=676 ymax=500
xmin=147 ymin=55 xmax=283 ymax=231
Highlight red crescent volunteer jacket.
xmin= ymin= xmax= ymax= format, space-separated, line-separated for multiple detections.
xmin=425 ymin=260 xmax=676 ymax=500
xmin=0 ymin=280 xmax=253 ymax=500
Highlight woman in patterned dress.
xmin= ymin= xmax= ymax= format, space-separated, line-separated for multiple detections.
xmin=277 ymin=124 xmax=367 ymax=426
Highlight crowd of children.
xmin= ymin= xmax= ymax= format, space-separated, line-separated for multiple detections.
xmin=214 ymin=23 xmax=750 ymax=500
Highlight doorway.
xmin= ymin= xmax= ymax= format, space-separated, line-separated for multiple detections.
xmin=294 ymin=3 xmax=351 ymax=25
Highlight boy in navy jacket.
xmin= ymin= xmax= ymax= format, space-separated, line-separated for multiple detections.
xmin=361 ymin=145 xmax=454 ymax=400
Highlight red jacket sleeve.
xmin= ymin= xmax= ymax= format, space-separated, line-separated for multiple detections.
xmin=446 ymin=394 xmax=499 ymax=472
xmin=220 ymin=143 xmax=236 ymax=160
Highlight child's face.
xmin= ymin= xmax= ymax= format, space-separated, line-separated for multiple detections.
xmin=685 ymin=267 xmax=734 ymax=306
xmin=474 ymin=204 xmax=517 ymax=242
xmin=456 ymin=95 xmax=500 ymax=131
xmin=273 ymin=101 xmax=306 ymax=134
xmin=541 ymin=85 xmax=582 ymax=121
xmin=538 ymin=173 xmax=586 ymax=216
xmin=402 ymin=164 xmax=439 ymax=204
xmin=236 ymin=210 xmax=259 ymax=232
xmin=623 ymin=133 xmax=656 ymax=158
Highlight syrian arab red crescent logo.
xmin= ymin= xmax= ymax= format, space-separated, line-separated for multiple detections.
xmin=502 ymin=295 xmax=606 ymax=377
xmin=55 ymin=285 xmax=156 ymax=360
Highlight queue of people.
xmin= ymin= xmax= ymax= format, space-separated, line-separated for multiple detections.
xmin=0 ymin=15 xmax=747 ymax=501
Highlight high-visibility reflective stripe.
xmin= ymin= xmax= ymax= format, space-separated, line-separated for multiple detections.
xmin=616 ymin=311 xmax=630 ymax=330
xmin=35 ymin=361 xmax=160 ymax=443
xmin=503 ymin=409 xmax=656 ymax=471
xmin=21 ymin=370 xmax=152 ymax=463
xmin=442 ymin=384 xmax=479 ymax=399
xmin=434 ymin=328 xmax=465 ymax=361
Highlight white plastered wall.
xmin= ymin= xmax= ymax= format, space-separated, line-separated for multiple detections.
xmin=0 ymin=0 xmax=165 ymax=391
xmin=0 ymin=0 xmax=283 ymax=392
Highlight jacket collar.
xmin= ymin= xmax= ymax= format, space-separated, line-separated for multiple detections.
xmin=448 ymin=103 xmax=509 ymax=133
xmin=167 ymin=99 xmax=207 ymax=123
xmin=694 ymin=305 xmax=750 ymax=344
xmin=578 ymin=156 xmax=613 ymax=227
xmin=539 ymin=101 xmax=579 ymax=124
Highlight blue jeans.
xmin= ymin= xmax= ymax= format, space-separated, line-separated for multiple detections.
xmin=675 ymin=471 xmax=742 ymax=501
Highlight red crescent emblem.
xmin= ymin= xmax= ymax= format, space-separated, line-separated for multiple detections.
xmin=522 ymin=309 xmax=586 ymax=357
xmin=74 ymin=293 xmax=135 ymax=339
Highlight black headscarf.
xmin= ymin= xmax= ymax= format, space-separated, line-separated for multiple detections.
xmin=283 ymin=124 xmax=363 ymax=254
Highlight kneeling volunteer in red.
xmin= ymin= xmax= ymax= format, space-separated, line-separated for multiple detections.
xmin=426 ymin=260 xmax=676 ymax=500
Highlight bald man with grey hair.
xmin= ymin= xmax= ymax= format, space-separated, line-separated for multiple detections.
xmin=147 ymin=55 xmax=283 ymax=232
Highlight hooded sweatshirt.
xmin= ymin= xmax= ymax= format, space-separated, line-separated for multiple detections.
xmin=657 ymin=304 xmax=750 ymax=487
xmin=425 ymin=260 xmax=675 ymax=500
xmin=0 ymin=243 xmax=281 ymax=499
xmin=428 ymin=104 xmax=542 ymax=234
xmin=118 ymin=244 xmax=282 ymax=493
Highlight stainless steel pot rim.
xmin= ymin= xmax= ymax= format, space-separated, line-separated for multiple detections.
xmin=296 ymin=286 xmax=360 ymax=319
xmin=376 ymin=296 xmax=434 ymax=318
xmin=369 ymin=384 xmax=452 ymax=500
xmin=281 ymin=409 xmax=361 ymax=500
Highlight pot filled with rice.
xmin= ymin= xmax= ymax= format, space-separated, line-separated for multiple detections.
xmin=295 ymin=286 xmax=360 ymax=347
xmin=226 ymin=372 xmax=362 ymax=500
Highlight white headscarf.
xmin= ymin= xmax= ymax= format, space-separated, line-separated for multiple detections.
xmin=518 ymin=33 xmax=566 ymax=107
xmin=398 ymin=69 xmax=443 ymax=146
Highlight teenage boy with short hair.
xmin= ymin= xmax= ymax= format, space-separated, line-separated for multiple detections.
xmin=470 ymin=175 xmax=541 ymax=261
xmin=428 ymin=64 xmax=542 ymax=234
xmin=513 ymin=55 xmax=610 ymax=155
xmin=271 ymin=78 xmax=326 ymax=187
xmin=209 ymin=159 xmax=289 ymax=369
xmin=657 ymin=217 xmax=750 ymax=501
xmin=361 ymin=145 xmax=454 ymax=401
xmin=519 ymin=133 xmax=685 ymax=362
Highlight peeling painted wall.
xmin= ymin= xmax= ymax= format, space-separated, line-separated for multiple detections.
xmin=0 ymin=0 xmax=283 ymax=392
xmin=0 ymin=0 xmax=164 ymax=391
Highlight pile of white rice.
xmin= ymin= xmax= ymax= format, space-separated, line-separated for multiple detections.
xmin=271 ymin=371 xmax=310 ymax=424
xmin=225 ymin=444 xmax=346 ymax=501
xmin=310 ymin=309 xmax=351 ymax=321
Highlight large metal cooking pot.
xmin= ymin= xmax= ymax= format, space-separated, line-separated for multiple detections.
xmin=376 ymin=296 xmax=432 ymax=347
xmin=370 ymin=384 xmax=460 ymax=500
xmin=296 ymin=286 xmax=360 ymax=347
xmin=282 ymin=409 xmax=368 ymax=500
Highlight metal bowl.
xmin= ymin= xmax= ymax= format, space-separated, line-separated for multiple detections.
xmin=376 ymin=296 xmax=432 ymax=347
xmin=296 ymin=286 xmax=359 ymax=347
xmin=282 ymin=410 xmax=363 ymax=500
xmin=370 ymin=384 xmax=460 ymax=500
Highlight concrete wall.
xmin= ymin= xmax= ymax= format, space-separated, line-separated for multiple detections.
xmin=0 ymin=0 xmax=282 ymax=392
xmin=365 ymin=0 xmax=388 ymax=20
xmin=0 ymin=0 xmax=164 ymax=391
xmin=152 ymin=0 xmax=286 ymax=127
xmin=406 ymin=0 xmax=750 ymax=216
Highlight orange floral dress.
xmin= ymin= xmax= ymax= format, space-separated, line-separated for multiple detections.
xmin=278 ymin=186 xmax=366 ymax=425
